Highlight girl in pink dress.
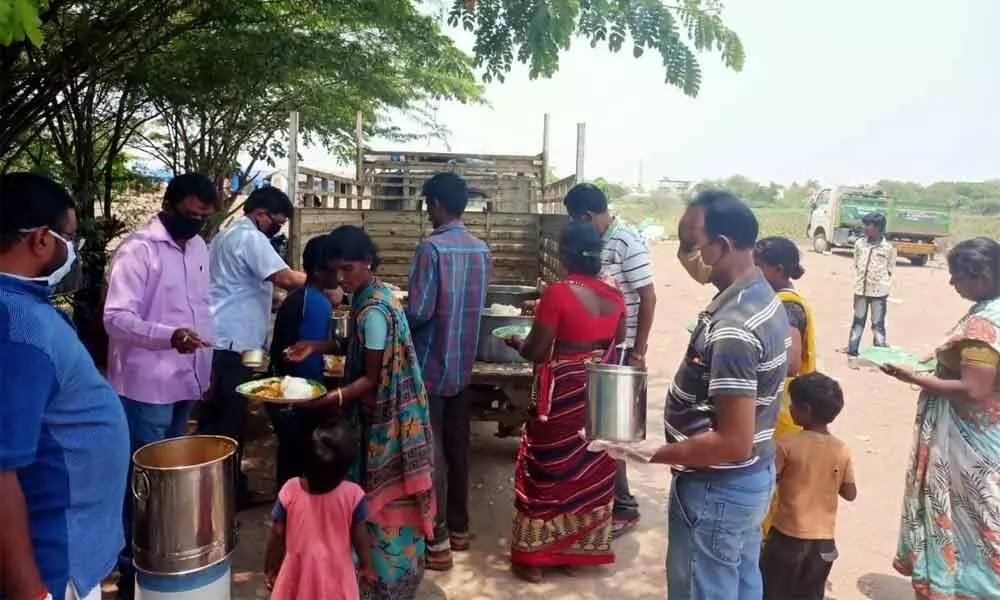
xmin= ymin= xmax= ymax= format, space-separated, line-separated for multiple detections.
xmin=265 ymin=423 xmax=374 ymax=599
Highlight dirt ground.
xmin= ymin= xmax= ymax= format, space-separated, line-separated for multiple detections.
xmin=122 ymin=241 xmax=965 ymax=600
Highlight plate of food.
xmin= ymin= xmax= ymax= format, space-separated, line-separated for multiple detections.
xmin=237 ymin=376 xmax=327 ymax=404
xmin=323 ymin=355 xmax=346 ymax=377
xmin=492 ymin=324 xmax=531 ymax=341
xmin=857 ymin=346 xmax=937 ymax=372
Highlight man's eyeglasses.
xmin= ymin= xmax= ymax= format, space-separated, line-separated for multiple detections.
xmin=18 ymin=226 xmax=86 ymax=251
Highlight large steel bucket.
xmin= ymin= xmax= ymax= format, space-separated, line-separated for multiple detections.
xmin=585 ymin=363 xmax=648 ymax=442
xmin=132 ymin=435 xmax=237 ymax=575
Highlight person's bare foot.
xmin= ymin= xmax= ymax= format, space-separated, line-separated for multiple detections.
xmin=512 ymin=563 xmax=543 ymax=583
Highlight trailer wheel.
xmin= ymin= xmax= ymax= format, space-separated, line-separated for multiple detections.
xmin=812 ymin=232 xmax=829 ymax=253
xmin=909 ymin=255 xmax=929 ymax=267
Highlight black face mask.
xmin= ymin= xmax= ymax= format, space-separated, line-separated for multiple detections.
xmin=263 ymin=222 xmax=282 ymax=238
xmin=256 ymin=214 xmax=283 ymax=238
xmin=162 ymin=212 xmax=205 ymax=241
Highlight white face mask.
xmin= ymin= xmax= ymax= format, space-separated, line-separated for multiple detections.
xmin=43 ymin=231 xmax=77 ymax=287
xmin=7 ymin=228 xmax=77 ymax=288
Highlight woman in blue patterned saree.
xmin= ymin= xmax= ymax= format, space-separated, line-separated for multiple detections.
xmin=285 ymin=226 xmax=435 ymax=600
xmin=882 ymin=237 xmax=1000 ymax=599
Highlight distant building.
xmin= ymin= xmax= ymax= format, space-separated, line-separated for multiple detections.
xmin=657 ymin=177 xmax=694 ymax=196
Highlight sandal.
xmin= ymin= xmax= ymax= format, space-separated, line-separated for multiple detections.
xmin=426 ymin=549 xmax=454 ymax=572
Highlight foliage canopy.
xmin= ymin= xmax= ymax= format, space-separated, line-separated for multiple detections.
xmin=132 ymin=0 xmax=483 ymax=214
xmin=447 ymin=0 xmax=744 ymax=95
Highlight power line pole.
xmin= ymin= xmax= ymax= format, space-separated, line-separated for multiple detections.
xmin=575 ymin=122 xmax=586 ymax=182
xmin=286 ymin=111 xmax=299 ymax=202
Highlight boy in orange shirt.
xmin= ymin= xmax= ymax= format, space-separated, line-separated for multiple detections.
xmin=761 ymin=372 xmax=858 ymax=600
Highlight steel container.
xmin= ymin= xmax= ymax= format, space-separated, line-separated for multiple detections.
xmin=239 ymin=349 xmax=265 ymax=369
xmin=132 ymin=436 xmax=237 ymax=575
xmin=585 ymin=363 xmax=648 ymax=442
xmin=332 ymin=309 xmax=352 ymax=341
xmin=476 ymin=313 xmax=533 ymax=363
xmin=484 ymin=284 xmax=539 ymax=310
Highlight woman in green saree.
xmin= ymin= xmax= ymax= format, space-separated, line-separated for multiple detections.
xmin=286 ymin=226 xmax=435 ymax=600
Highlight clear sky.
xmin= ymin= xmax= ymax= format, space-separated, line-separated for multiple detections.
xmin=300 ymin=0 xmax=997 ymax=188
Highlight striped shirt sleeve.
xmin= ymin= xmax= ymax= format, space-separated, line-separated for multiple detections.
xmin=706 ymin=321 xmax=760 ymax=398
xmin=616 ymin=233 xmax=654 ymax=291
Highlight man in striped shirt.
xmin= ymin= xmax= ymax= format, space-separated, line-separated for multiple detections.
xmin=407 ymin=172 xmax=491 ymax=571
xmin=563 ymin=184 xmax=657 ymax=536
xmin=644 ymin=190 xmax=788 ymax=599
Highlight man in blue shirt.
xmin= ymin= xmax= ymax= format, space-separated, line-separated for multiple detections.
xmin=0 ymin=173 xmax=130 ymax=600
xmin=197 ymin=187 xmax=307 ymax=507
xmin=407 ymin=172 xmax=491 ymax=571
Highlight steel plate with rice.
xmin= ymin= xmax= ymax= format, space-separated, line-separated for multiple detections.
xmin=236 ymin=377 xmax=327 ymax=404
xmin=492 ymin=324 xmax=532 ymax=341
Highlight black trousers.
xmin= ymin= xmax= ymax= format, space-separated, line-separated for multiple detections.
xmin=428 ymin=393 xmax=470 ymax=547
xmin=196 ymin=350 xmax=253 ymax=496
xmin=266 ymin=404 xmax=328 ymax=491
xmin=761 ymin=528 xmax=838 ymax=600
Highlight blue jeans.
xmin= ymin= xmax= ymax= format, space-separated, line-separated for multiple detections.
xmin=118 ymin=398 xmax=195 ymax=598
xmin=122 ymin=398 xmax=194 ymax=448
xmin=847 ymin=295 xmax=888 ymax=356
xmin=666 ymin=463 xmax=775 ymax=600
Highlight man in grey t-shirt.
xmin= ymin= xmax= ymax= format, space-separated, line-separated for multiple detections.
xmin=605 ymin=191 xmax=789 ymax=599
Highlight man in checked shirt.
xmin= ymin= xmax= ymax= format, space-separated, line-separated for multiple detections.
xmin=407 ymin=172 xmax=492 ymax=571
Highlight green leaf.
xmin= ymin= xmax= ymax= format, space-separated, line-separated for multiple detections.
xmin=449 ymin=0 xmax=744 ymax=96
xmin=12 ymin=0 xmax=42 ymax=46
xmin=0 ymin=0 xmax=42 ymax=47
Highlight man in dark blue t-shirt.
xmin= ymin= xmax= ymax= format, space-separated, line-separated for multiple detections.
xmin=0 ymin=173 xmax=129 ymax=600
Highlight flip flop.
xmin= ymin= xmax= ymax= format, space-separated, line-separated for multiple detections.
xmin=612 ymin=515 xmax=639 ymax=538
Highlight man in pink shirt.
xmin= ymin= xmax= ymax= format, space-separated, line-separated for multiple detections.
xmin=102 ymin=173 xmax=217 ymax=599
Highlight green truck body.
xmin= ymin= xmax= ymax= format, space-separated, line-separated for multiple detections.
xmin=884 ymin=202 xmax=952 ymax=239
xmin=809 ymin=187 xmax=952 ymax=265
xmin=837 ymin=193 xmax=950 ymax=239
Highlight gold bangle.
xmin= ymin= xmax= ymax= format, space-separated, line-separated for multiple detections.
xmin=335 ymin=388 xmax=344 ymax=405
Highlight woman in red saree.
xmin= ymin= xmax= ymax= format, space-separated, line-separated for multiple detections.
xmin=505 ymin=221 xmax=626 ymax=583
